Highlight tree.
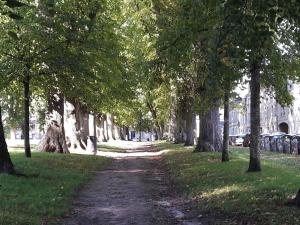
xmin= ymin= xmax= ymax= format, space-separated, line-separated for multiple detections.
xmin=0 ymin=0 xmax=27 ymax=173
xmin=220 ymin=0 xmax=300 ymax=171
xmin=0 ymin=106 xmax=15 ymax=174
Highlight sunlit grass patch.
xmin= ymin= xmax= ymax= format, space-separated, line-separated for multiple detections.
xmin=0 ymin=152 xmax=111 ymax=225
xmin=97 ymin=143 xmax=127 ymax=153
xmin=159 ymin=142 xmax=300 ymax=225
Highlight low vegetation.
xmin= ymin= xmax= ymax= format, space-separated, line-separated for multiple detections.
xmin=97 ymin=144 xmax=127 ymax=153
xmin=0 ymin=151 xmax=111 ymax=225
xmin=158 ymin=142 xmax=300 ymax=225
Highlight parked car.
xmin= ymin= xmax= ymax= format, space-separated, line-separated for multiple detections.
xmin=235 ymin=134 xmax=246 ymax=146
xmin=243 ymin=133 xmax=250 ymax=147
xmin=229 ymin=135 xmax=237 ymax=146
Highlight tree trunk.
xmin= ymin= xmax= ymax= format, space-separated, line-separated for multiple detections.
xmin=64 ymin=100 xmax=89 ymax=150
xmin=101 ymin=115 xmax=107 ymax=142
xmin=248 ymin=60 xmax=262 ymax=172
xmin=38 ymin=121 xmax=69 ymax=153
xmin=103 ymin=115 xmax=108 ymax=142
xmin=169 ymin=106 xmax=176 ymax=142
xmin=222 ymin=90 xmax=230 ymax=162
xmin=125 ymin=126 xmax=129 ymax=140
xmin=195 ymin=105 xmax=222 ymax=152
xmin=106 ymin=114 xmax=113 ymax=140
xmin=38 ymin=95 xmax=69 ymax=153
xmin=0 ymin=106 xmax=15 ymax=174
xmin=174 ymin=99 xmax=185 ymax=144
xmin=23 ymin=69 xmax=31 ymax=158
xmin=184 ymin=96 xmax=195 ymax=146
xmin=147 ymin=101 xmax=163 ymax=140
xmin=74 ymin=102 xmax=89 ymax=149
xmin=93 ymin=113 xmax=97 ymax=137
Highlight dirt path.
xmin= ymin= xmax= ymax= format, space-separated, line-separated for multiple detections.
xmin=62 ymin=142 xmax=203 ymax=225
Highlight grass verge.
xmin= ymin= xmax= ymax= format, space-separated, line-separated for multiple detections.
xmin=157 ymin=141 xmax=300 ymax=225
xmin=97 ymin=143 xmax=127 ymax=153
xmin=0 ymin=151 xmax=111 ymax=225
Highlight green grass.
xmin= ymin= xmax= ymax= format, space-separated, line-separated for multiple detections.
xmin=97 ymin=143 xmax=127 ymax=153
xmin=158 ymin=142 xmax=300 ymax=225
xmin=0 ymin=151 xmax=111 ymax=225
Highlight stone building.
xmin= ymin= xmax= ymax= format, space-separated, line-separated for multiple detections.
xmin=229 ymin=82 xmax=300 ymax=135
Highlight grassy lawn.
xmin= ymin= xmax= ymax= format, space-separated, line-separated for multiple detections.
xmin=0 ymin=150 xmax=111 ymax=225
xmin=157 ymin=141 xmax=300 ymax=225
xmin=97 ymin=143 xmax=127 ymax=153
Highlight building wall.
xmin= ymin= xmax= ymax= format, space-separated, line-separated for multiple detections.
xmin=229 ymin=82 xmax=300 ymax=135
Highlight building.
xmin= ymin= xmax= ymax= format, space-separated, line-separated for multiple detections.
xmin=229 ymin=82 xmax=300 ymax=135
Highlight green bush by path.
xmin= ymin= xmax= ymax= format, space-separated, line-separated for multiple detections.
xmin=158 ymin=142 xmax=300 ymax=225
xmin=0 ymin=152 xmax=111 ymax=225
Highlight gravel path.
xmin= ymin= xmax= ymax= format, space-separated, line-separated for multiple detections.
xmin=62 ymin=142 xmax=203 ymax=225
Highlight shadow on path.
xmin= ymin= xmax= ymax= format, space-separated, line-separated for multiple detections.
xmin=61 ymin=142 xmax=204 ymax=225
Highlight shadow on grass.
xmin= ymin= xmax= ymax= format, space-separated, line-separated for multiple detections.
xmin=158 ymin=141 xmax=300 ymax=225
xmin=0 ymin=152 xmax=111 ymax=225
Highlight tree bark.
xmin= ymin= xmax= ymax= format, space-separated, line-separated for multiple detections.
xmin=125 ymin=126 xmax=129 ymax=140
xmin=222 ymin=90 xmax=230 ymax=162
xmin=248 ymin=60 xmax=262 ymax=172
xmin=106 ymin=114 xmax=114 ymax=140
xmin=147 ymin=101 xmax=163 ymax=140
xmin=23 ymin=68 xmax=31 ymax=158
xmin=101 ymin=115 xmax=108 ymax=142
xmin=0 ymin=106 xmax=15 ymax=174
xmin=195 ymin=105 xmax=222 ymax=152
xmin=38 ymin=121 xmax=68 ymax=153
xmin=38 ymin=95 xmax=69 ymax=153
xmin=184 ymin=96 xmax=195 ymax=146
xmin=174 ymin=98 xmax=185 ymax=144
xmin=74 ymin=102 xmax=89 ymax=149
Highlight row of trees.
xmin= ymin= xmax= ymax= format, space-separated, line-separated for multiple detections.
xmin=2 ymin=0 xmax=300 ymax=177
xmin=133 ymin=0 xmax=300 ymax=173
xmin=0 ymin=0 xmax=143 ymax=174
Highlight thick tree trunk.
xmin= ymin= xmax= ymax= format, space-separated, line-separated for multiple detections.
xmin=103 ymin=115 xmax=108 ymax=142
xmin=174 ymin=99 xmax=185 ymax=144
xmin=195 ymin=105 xmax=222 ymax=152
xmin=38 ymin=120 xmax=69 ymax=153
xmin=0 ymin=106 xmax=15 ymax=174
xmin=184 ymin=96 xmax=195 ymax=146
xmin=248 ymin=60 xmax=262 ymax=172
xmin=23 ymin=70 xmax=31 ymax=158
xmin=125 ymin=126 xmax=129 ymax=140
xmin=64 ymin=100 xmax=89 ymax=150
xmin=39 ymin=94 xmax=69 ymax=153
xmin=147 ymin=101 xmax=163 ymax=140
xmin=101 ymin=116 xmax=107 ymax=142
xmin=119 ymin=126 xmax=126 ymax=140
xmin=222 ymin=90 xmax=230 ymax=162
xmin=106 ymin=114 xmax=114 ymax=140
xmin=169 ymin=106 xmax=176 ymax=142
xmin=74 ymin=102 xmax=89 ymax=149
xmin=168 ymin=87 xmax=177 ymax=142
xmin=93 ymin=113 xmax=97 ymax=137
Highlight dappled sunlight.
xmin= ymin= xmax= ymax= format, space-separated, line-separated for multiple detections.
xmin=97 ymin=149 xmax=170 ymax=158
xmin=70 ymin=141 xmax=171 ymax=158
xmin=201 ymin=184 xmax=248 ymax=199
xmin=164 ymin=144 xmax=300 ymax=225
